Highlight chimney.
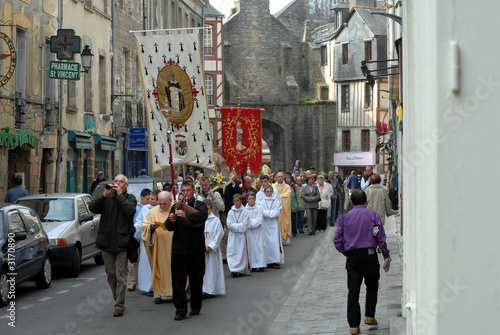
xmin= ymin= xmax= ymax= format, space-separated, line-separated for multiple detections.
xmin=349 ymin=0 xmax=376 ymax=10
xmin=235 ymin=0 xmax=270 ymax=15
xmin=302 ymin=20 xmax=310 ymax=43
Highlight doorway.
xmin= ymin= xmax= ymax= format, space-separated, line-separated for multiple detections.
xmin=7 ymin=147 xmax=30 ymax=189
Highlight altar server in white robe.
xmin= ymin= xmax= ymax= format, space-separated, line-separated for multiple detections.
xmin=136 ymin=190 xmax=160 ymax=293
xmin=226 ymin=194 xmax=250 ymax=277
xmin=202 ymin=199 xmax=226 ymax=296
xmin=245 ymin=192 xmax=267 ymax=271
xmin=261 ymin=185 xmax=283 ymax=268
xmin=256 ymin=174 xmax=281 ymax=205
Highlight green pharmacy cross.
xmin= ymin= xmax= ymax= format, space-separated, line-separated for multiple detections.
xmin=50 ymin=29 xmax=81 ymax=60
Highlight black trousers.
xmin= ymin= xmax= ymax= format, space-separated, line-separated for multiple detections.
xmin=389 ymin=188 xmax=398 ymax=210
xmin=316 ymin=209 xmax=328 ymax=231
xmin=291 ymin=212 xmax=297 ymax=235
xmin=345 ymin=250 xmax=380 ymax=327
xmin=171 ymin=253 xmax=206 ymax=315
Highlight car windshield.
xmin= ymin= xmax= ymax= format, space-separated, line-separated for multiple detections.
xmin=126 ymin=183 xmax=153 ymax=200
xmin=17 ymin=199 xmax=75 ymax=222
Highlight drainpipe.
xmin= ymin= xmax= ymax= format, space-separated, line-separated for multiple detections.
xmin=55 ymin=0 xmax=63 ymax=192
xmin=111 ymin=0 xmax=116 ymax=176
xmin=143 ymin=0 xmax=148 ymax=30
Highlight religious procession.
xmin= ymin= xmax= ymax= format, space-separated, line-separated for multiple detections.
xmin=91 ymin=27 xmax=395 ymax=332
xmin=122 ymin=163 xmax=347 ymax=318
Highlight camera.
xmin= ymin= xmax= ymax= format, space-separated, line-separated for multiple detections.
xmin=105 ymin=185 xmax=112 ymax=190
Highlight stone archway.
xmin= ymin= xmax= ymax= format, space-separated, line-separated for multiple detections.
xmin=262 ymin=119 xmax=286 ymax=172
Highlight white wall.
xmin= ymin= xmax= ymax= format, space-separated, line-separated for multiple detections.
xmin=403 ymin=1 xmax=500 ymax=334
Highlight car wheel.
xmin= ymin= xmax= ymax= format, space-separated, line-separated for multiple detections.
xmin=69 ymin=247 xmax=81 ymax=278
xmin=1 ymin=269 xmax=9 ymax=307
xmin=35 ymin=257 xmax=52 ymax=289
xmin=94 ymin=252 xmax=105 ymax=266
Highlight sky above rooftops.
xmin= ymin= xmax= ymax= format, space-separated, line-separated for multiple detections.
xmin=209 ymin=0 xmax=294 ymax=21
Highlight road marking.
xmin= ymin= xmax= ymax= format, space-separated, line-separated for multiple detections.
xmin=71 ymin=283 xmax=84 ymax=287
xmin=75 ymin=277 xmax=97 ymax=281
xmin=56 ymin=290 xmax=70 ymax=294
xmin=0 ymin=314 xmax=8 ymax=319
xmin=20 ymin=305 xmax=34 ymax=310
xmin=39 ymin=297 xmax=53 ymax=302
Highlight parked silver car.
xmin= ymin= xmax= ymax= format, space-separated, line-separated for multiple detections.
xmin=16 ymin=193 xmax=103 ymax=278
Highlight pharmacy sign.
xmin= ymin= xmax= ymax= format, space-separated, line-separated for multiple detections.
xmin=49 ymin=61 xmax=81 ymax=80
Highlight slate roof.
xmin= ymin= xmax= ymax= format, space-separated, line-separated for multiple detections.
xmin=333 ymin=6 xmax=387 ymax=39
xmin=353 ymin=6 xmax=387 ymax=36
xmin=205 ymin=3 xmax=225 ymax=18
xmin=274 ymin=0 xmax=300 ymax=19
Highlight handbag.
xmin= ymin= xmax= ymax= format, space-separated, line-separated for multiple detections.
xmin=127 ymin=235 xmax=140 ymax=263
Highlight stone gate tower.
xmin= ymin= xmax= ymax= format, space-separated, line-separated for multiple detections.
xmin=224 ymin=0 xmax=308 ymax=104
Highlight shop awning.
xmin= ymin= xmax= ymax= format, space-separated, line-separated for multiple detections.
xmin=95 ymin=134 xmax=117 ymax=151
xmin=68 ymin=131 xmax=92 ymax=149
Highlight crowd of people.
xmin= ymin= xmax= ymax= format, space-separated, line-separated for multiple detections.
xmin=90 ymin=162 xmax=397 ymax=328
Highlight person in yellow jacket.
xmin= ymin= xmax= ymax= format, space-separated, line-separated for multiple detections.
xmin=273 ymin=171 xmax=292 ymax=245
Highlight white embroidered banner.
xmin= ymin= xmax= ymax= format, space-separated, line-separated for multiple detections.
xmin=134 ymin=32 xmax=215 ymax=171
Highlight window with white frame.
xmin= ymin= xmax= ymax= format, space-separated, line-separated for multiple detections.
xmin=336 ymin=11 xmax=342 ymax=29
xmin=205 ymin=75 xmax=213 ymax=106
xmin=204 ymin=25 xmax=213 ymax=55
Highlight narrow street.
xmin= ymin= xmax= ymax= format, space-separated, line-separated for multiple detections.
xmin=1 ymin=214 xmax=404 ymax=335
xmin=0 ymin=228 xmax=320 ymax=335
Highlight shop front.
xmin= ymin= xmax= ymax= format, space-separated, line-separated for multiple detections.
xmin=334 ymin=152 xmax=377 ymax=181
xmin=67 ymin=131 xmax=92 ymax=193
xmin=122 ymin=127 xmax=148 ymax=178
xmin=1 ymin=129 xmax=39 ymax=197
xmin=95 ymin=134 xmax=117 ymax=183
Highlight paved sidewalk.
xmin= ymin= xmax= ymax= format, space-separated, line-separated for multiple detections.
xmin=268 ymin=214 xmax=406 ymax=335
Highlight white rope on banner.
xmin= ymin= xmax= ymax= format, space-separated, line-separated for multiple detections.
xmin=130 ymin=27 xmax=211 ymax=35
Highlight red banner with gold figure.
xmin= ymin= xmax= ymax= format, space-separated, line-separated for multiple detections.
xmin=221 ymin=107 xmax=262 ymax=175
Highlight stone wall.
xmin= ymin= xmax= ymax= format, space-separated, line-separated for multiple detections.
xmin=276 ymin=0 xmax=336 ymax=42
xmin=236 ymin=101 xmax=337 ymax=173
xmin=0 ymin=0 xmax=58 ymax=199
xmin=224 ymin=0 xmax=309 ymax=104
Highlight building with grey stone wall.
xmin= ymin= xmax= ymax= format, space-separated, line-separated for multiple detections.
xmin=223 ymin=0 xmax=336 ymax=172
xmin=224 ymin=0 xmax=314 ymax=104
xmin=242 ymin=101 xmax=336 ymax=172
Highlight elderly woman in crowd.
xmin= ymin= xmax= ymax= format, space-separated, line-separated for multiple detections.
xmin=301 ymin=174 xmax=320 ymax=235
xmin=365 ymin=173 xmax=392 ymax=225
xmin=316 ymin=175 xmax=333 ymax=232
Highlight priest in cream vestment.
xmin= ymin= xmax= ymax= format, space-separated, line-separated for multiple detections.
xmin=142 ymin=191 xmax=175 ymax=302
xmin=273 ymin=172 xmax=292 ymax=244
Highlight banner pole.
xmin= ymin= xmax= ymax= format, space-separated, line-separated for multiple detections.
xmin=163 ymin=108 xmax=176 ymax=199
xmin=168 ymin=131 xmax=176 ymax=200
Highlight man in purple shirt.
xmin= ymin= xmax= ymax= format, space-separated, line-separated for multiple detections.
xmin=333 ymin=190 xmax=391 ymax=335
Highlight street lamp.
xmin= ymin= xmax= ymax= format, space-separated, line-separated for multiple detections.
xmin=80 ymin=45 xmax=94 ymax=73
xmin=214 ymin=105 xmax=221 ymax=119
